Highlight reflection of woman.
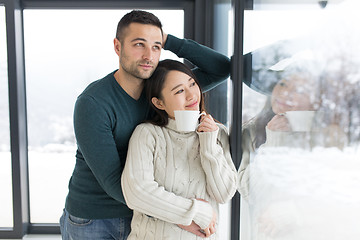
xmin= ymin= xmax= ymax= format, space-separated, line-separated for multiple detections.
xmin=121 ymin=60 xmax=237 ymax=240
xmin=238 ymin=73 xmax=317 ymax=199
xmin=238 ymin=63 xmax=349 ymax=239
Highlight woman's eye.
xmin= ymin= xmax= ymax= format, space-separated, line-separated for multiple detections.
xmin=175 ymin=89 xmax=184 ymax=94
xmin=190 ymin=81 xmax=196 ymax=87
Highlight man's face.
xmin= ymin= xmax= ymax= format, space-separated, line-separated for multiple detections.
xmin=116 ymin=23 xmax=162 ymax=80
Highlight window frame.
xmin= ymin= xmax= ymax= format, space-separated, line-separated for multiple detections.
xmin=1 ymin=0 xmax=222 ymax=238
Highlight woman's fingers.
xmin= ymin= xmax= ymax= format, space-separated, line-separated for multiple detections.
xmin=267 ymin=114 xmax=291 ymax=131
xmin=198 ymin=114 xmax=218 ymax=132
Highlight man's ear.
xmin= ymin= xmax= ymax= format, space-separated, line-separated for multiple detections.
xmin=114 ymin=38 xmax=121 ymax=56
xmin=151 ymin=97 xmax=165 ymax=110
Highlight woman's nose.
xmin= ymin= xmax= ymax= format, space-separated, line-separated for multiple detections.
xmin=186 ymin=90 xmax=196 ymax=101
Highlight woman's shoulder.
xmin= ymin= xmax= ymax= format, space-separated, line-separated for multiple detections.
xmin=129 ymin=123 xmax=164 ymax=146
xmin=132 ymin=122 xmax=168 ymax=138
xmin=133 ymin=122 xmax=161 ymax=133
xmin=216 ymin=123 xmax=229 ymax=134
xmin=214 ymin=123 xmax=231 ymax=142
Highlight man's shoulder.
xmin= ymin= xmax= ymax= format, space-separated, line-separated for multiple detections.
xmin=80 ymin=71 xmax=116 ymax=96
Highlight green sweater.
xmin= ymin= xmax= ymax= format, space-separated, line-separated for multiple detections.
xmin=65 ymin=34 xmax=231 ymax=219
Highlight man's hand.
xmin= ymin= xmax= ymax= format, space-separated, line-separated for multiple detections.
xmin=178 ymin=221 xmax=206 ymax=238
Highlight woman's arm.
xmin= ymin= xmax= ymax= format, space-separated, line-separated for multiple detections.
xmin=121 ymin=124 xmax=214 ymax=230
xmin=197 ymin=124 xmax=237 ymax=203
xmin=237 ymin=127 xmax=253 ymax=201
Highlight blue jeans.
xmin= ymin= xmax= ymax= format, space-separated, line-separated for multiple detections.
xmin=60 ymin=209 xmax=131 ymax=240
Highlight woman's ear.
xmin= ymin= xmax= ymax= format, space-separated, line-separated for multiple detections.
xmin=151 ymin=97 xmax=165 ymax=110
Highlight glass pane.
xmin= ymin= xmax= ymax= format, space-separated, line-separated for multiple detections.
xmin=0 ymin=5 xmax=14 ymax=228
xmin=24 ymin=9 xmax=184 ymax=223
xmin=240 ymin=1 xmax=360 ymax=239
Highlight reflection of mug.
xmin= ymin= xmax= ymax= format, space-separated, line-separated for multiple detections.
xmin=285 ymin=110 xmax=316 ymax=132
xmin=174 ymin=110 xmax=205 ymax=132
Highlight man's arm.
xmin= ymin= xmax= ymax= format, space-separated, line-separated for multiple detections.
xmin=74 ymin=95 xmax=126 ymax=204
xmin=164 ymin=34 xmax=231 ymax=92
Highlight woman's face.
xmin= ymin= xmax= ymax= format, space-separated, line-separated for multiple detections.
xmin=271 ymin=75 xmax=314 ymax=114
xmin=152 ymin=70 xmax=201 ymax=119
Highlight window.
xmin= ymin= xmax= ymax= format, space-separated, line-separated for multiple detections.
xmin=0 ymin=5 xmax=13 ymax=229
xmin=240 ymin=1 xmax=360 ymax=239
xmin=23 ymin=9 xmax=184 ymax=224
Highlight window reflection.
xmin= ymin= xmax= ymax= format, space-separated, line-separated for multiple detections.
xmin=240 ymin=1 xmax=360 ymax=239
xmin=23 ymin=9 xmax=184 ymax=223
xmin=0 ymin=5 xmax=14 ymax=228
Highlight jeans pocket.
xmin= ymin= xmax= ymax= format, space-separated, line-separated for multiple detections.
xmin=68 ymin=214 xmax=93 ymax=226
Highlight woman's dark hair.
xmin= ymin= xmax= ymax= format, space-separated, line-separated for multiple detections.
xmin=252 ymin=98 xmax=275 ymax=148
xmin=145 ymin=59 xmax=206 ymax=126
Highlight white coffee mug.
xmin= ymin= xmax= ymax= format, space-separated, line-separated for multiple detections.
xmin=174 ymin=110 xmax=205 ymax=132
xmin=285 ymin=110 xmax=316 ymax=132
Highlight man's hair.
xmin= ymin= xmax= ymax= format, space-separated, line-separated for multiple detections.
xmin=116 ymin=10 xmax=163 ymax=42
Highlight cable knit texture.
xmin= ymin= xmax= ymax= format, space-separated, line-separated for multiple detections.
xmin=122 ymin=119 xmax=237 ymax=240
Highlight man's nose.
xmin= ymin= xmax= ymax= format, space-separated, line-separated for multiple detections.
xmin=143 ymin=47 xmax=153 ymax=62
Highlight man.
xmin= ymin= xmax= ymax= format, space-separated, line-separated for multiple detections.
xmin=60 ymin=10 xmax=230 ymax=240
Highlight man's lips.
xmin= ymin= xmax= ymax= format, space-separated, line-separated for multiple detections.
xmin=139 ymin=64 xmax=153 ymax=70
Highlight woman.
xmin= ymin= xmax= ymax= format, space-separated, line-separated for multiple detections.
xmin=121 ymin=59 xmax=237 ymax=239
xmin=238 ymin=61 xmax=348 ymax=239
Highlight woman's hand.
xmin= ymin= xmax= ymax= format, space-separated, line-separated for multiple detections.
xmin=197 ymin=113 xmax=218 ymax=132
xmin=203 ymin=209 xmax=217 ymax=237
xmin=178 ymin=198 xmax=217 ymax=238
xmin=267 ymin=114 xmax=291 ymax=131
xmin=197 ymin=198 xmax=217 ymax=238
xmin=177 ymin=221 xmax=207 ymax=238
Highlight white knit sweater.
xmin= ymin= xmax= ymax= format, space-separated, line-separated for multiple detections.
xmin=121 ymin=118 xmax=237 ymax=240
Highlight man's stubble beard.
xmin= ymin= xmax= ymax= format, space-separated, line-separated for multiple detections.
xmin=120 ymin=51 xmax=157 ymax=80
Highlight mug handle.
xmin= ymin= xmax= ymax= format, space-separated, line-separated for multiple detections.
xmin=196 ymin=112 xmax=207 ymax=130
xmin=199 ymin=112 xmax=206 ymax=118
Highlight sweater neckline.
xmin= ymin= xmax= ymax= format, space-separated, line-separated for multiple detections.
xmin=166 ymin=118 xmax=197 ymax=133
xmin=110 ymin=70 xmax=146 ymax=103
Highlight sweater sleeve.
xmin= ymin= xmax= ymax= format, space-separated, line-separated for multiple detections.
xmin=263 ymin=126 xmax=309 ymax=148
xmin=121 ymin=124 xmax=214 ymax=229
xmin=237 ymin=127 xmax=254 ymax=201
xmin=164 ymin=34 xmax=231 ymax=92
xmin=197 ymin=124 xmax=237 ymax=204
xmin=74 ymin=95 xmax=126 ymax=204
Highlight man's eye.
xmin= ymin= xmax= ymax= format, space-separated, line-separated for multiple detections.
xmin=135 ymin=43 xmax=144 ymax=47
xmin=153 ymin=45 xmax=161 ymax=50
